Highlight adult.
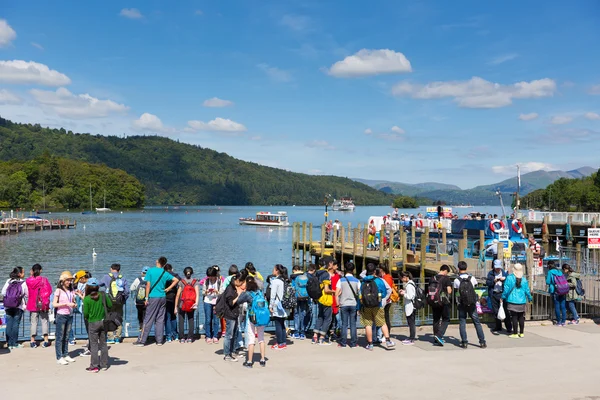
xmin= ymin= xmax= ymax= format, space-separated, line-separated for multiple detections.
xmin=163 ymin=263 xmax=180 ymax=343
xmin=100 ymin=263 xmax=129 ymax=344
xmin=73 ymin=270 xmax=91 ymax=354
xmin=429 ymin=265 xmax=453 ymax=346
xmin=269 ymin=264 xmax=289 ymax=350
xmin=485 ymin=239 xmax=499 ymax=260
xmin=133 ymin=257 xmax=179 ymax=346
xmin=546 ymin=261 xmax=567 ymax=326
xmin=562 ymin=264 xmax=581 ymax=324
xmin=174 ymin=266 xmax=200 ymax=343
xmin=336 ymin=262 xmax=360 ymax=348
xmin=486 ymin=259 xmax=512 ymax=334
xmin=312 ymin=257 xmax=336 ymax=346
xmin=53 ymin=271 xmax=77 ymax=364
xmin=201 ymin=266 xmax=223 ymax=343
xmin=502 ymin=264 xmax=532 ymax=338
xmin=244 ymin=262 xmax=265 ymax=290
xmin=130 ymin=266 xmax=149 ymax=337
xmin=529 ymin=236 xmax=542 ymax=273
xmin=360 ymin=263 xmax=395 ymax=350
xmin=2 ymin=267 xmax=28 ymax=349
xmin=329 ymin=259 xmax=341 ymax=340
xmin=380 ymin=264 xmax=395 ymax=335
xmin=454 ymin=261 xmax=487 ymax=349
xmin=222 ymin=270 xmax=248 ymax=361
xmin=83 ymin=278 xmax=110 ymax=373
xmin=291 ymin=264 xmax=310 ymax=340
xmin=399 ymin=271 xmax=416 ymax=345
xmin=25 ymin=263 xmax=52 ymax=348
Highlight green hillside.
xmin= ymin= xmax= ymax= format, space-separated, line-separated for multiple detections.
xmin=0 ymin=117 xmax=392 ymax=206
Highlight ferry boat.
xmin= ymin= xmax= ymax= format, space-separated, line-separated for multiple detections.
xmin=239 ymin=211 xmax=290 ymax=227
xmin=332 ymin=197 xmax=356 ymax=211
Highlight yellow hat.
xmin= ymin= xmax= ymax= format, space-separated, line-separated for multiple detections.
xmin=59 ymin=271 xmax=74 ymax=281
xmin=74 ymin=270 xmax=86 ymax=283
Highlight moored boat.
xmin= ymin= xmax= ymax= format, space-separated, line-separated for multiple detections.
xmin=239 ymin=211 xmax=290 ymax=227
xmin=332 ymin=197 xmax=355 ymax=211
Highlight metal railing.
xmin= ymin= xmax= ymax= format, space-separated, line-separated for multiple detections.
xmin=526 ymin=211 xmax=600 ymax=224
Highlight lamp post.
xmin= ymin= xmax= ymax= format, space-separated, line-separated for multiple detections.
xmin=324 ymin=194 xmax=331 ymax=223
xmin=495 ymin=189 xmax=507 ymax=218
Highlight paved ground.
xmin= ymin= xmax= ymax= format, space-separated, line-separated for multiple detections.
xmin=2 ymin=321 xmax=600 ymax=400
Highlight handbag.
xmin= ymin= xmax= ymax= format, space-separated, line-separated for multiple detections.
xmin=102 ymin=292 xmax=123 ymax=331
xmin=497 ymin=300 xmax=506 ymax=321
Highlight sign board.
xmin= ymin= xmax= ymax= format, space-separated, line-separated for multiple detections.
xmin=589 ymin=228 xmax=600 ymax=249
xmin=533 ymin=227 xmax=542 ymax=235
xmin=556 ymin=228 xmax=563 ymax=235
xmin=426 ymin=207 xmax=453 ymax=219
xmin=580 ymin=229 xmax=587 ymax=237
xmin=497 ymin=229 xmax=509 ymax=242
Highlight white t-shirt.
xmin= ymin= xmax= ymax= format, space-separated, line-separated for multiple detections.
xmin=453 ymin=273 xmax=478 ymax=289
xmin=203 ymin=280 xmax=221 ymax=305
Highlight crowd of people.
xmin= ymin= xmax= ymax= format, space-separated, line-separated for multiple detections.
xmin=0 ymin=256 xmax=585 ymax=372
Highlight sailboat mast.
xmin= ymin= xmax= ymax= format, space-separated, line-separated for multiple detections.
xmin=89 ymin=184 xmax=92 ymax=211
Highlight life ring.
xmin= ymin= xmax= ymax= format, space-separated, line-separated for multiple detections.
xmin=415 ymin=219 xmax=423 ymax=228
xmin=489 ymin=219 xmax=505 ymax=232
xmin=511 ymin=219 xmax=523 ymax=234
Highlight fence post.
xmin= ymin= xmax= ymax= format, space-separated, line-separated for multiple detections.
xmin=379 ymin=227 xmax=385 ymax=264
xmin=526 ymin=248 xmax=533 ymax=319
xmin=353 ymin=228 xmax=359 ymax=265
xmin=362 ymin=227 xmax=368 ymax=272
xmin=401 ymin=230 xmax=407 ymax=272
xmin=420 ymin=227 xmax=429 ymax=284
xmin=576 ymin=243 xmax=582 ymax=272
xmin=340 ymin=226 xmax=345 ymax=266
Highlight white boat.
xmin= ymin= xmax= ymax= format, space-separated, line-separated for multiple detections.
xmin=95 ymin=189 xmax=111 ymax=212
xmin=239 ymin=211 xmax=290 ymax=227
xmin=332 ymin=197 xmax=356 ymax=211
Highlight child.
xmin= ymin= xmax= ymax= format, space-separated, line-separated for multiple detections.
xmin=399 ymin=271 xmax=416 ymax=345
xmin=200 ymin=266 xmax=223 ymax=343
xmin=1 ymin=267 xmax=28 ymax=349
xmin=174 ymin=267 xmax=199 ymax=343
xmin=241 ymin=276 xmax=267 ymax=368
xmin=83 ymin=278 xmax=111 ymax=372
xmin=291 ymin=265 xmax=310 ymax=340
xmin=53 ymin=271 xmax=77 ymax=365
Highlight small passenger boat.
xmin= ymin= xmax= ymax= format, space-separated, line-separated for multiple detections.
xmin=239 ymin=211 xmax=290 ymax=227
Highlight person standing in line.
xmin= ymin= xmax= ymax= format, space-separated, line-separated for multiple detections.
xmin=73 ymin=270 xmax=92 ymax=355
xmin=429 ymin=265 xmax=453 ymax=346
xmin=53 ymin=271 xmax=77 ymax=365
xmin=222 ymin=270 xmax=248 ymax=361
xmin=2 ymin=267 xmax=28 ymax=349
xmin=399 ymin=271 xmax=416 ymax=345
xmin=130 ymin=266 xmax=149 ymax=338
xmin=82 ymin=278 xmax=110 ymax=373
xmin=133 ymin=257 xmax=179 ymax=346
xmin=546 ymin=261 xmax=567 ymax=326
xmin=26 ymin=263 xmax=53 ymax=348
xmin=486 ymin=259 xmax=512 ymax=335
xmin=562 ymin=264 xmax=581 ymax=325
xmin=201 ymin=266 xmax=223 ymax=344
xmin=379 ymin=264 xmax=396 ymax=336
xmin=163 ymin=264 xmax=180 ymax=343
xmin=241 ymin=276 xmax=267 ymax=368
xmin=360 ymin=263 xmax=395 ymax=351
xmin=454 ymin=261 xmax=487 ymax=349
xmin=100 ymin=263 xmax=129 ymax=344
xmin=291 ymin=265 xmax=311 ymax=340
xmin=269 ymin=264 xmax=289 ymax=350
xmin=312 ymin=258 xmax=336 ymax=346
xmin=174 ymin=266 xmax=200 ymax=343
xmin=502 ymin=264 xmax=532 ymax=338
xmin=336 ymin=262 xmax=360 ymax=348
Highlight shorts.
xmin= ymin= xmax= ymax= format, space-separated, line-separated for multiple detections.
xmin=245 ymin=320 xmax=265 ymax=346
xmin=360 ymin=307 xmax=385 ymax=327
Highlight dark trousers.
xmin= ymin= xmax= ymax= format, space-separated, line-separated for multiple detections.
xmin=136 ymin=304 xmax=146 ymax=330
xmin=314 ymin=304 xmax=332 ymax=337
xmin=5 ymin=308 xmax=23 ymax=347
xmin=491 ymin=292 xmax=512 ymax=332
xmin=432 ymin=304 xmax=450 ymax=338
xmin=165 ymin=301 xmax=178 ymax=339
xmin=88 ymin=320 xmax=108 ymax=369
xmin=273 ymin=317 xmax=286 ymax=345
xmin=511 ymin=311 xmax=525 ymax=335
xmin=384 ymin=303 xmax=392 ymax=332
xmin=407 ymin=312 xmax=416 ymax=340
xmin=178 ymin=311 xmax=195 ymax=340
xmin=339 ymin=306 xmax=357 ymax=346
xmin=140 ymin=298 xmax=166 ymax=344
xmin=458 ymin=305 xmax=486 ymax=345
xmin=55 ymin=314 xmax=73 ymax=360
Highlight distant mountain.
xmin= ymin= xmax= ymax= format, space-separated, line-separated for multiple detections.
xmin=354 ymin=166 xmax=596 ymax=205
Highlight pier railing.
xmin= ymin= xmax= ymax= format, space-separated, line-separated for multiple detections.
xmin=526 ymin=211 xmax=600 ymax=224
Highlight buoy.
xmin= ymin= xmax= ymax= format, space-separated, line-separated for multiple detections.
xmin=92 ymin=248 xmax=97 ymax=257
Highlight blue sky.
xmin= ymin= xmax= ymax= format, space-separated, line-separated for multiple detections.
xmin=1 ymin=0 xmax=599 ymax=188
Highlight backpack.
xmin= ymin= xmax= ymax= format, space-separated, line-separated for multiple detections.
xmin=360 ymin=278 xmax=380 ymax=308
xmin=180 ymin=279 xmax=198 ymax=312
xmin=108 ymin=273 xmax=125 ymax=304
xmin=135 ymin=277 xmax=147 ymax=306
xmin=427 ymin=275 xmax=444 ymax=307
xmin=35 ymin=277 xmax=52 ymax=312
xmin=410 ymin=282 xmax=427 ymax=310
xmin=306 ymin=274 xmax=322 ymax=301
xmin=575 ymin=278 xmax=585 ymax=297
xmin=553 ymin=274 xmax=570 ymax=296
xmin=214 ymin=293 xmax=227 ymax=318
xmin=457 ymin=276 xmax=478 ymax=307
xmin=248 ymin=291 xmax=270 ymax=327
xmin=539 ymin=246 xmax=546 ymax=259
xmin=279 ymin=279 xmax=297 ymax=310
xmin=3 ymin=280 xmax=24 ymax=309
xmin=294 ymin=274 xmax=309 ymax=300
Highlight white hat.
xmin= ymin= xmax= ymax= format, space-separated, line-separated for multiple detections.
xmin=513 ymin=264 xmax=524 ymax=279
xmin=493 ymin=259 xmax=503 ymax=270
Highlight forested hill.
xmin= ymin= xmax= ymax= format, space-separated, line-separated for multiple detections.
xmin=0 ymin=117 xmax=392 ymax=206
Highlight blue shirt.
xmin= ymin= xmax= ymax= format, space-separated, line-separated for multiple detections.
xmin=146 ymin=267 xmax=173 ymax=299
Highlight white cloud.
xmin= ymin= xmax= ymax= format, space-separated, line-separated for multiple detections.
xmin=305 ymin=140 xmax=335 ymax=150
xmin=30 ymin=87 xmax=129 ymax=119
xmin=187 ymin=117 xmax=247 ymax=132
xmin=202 ymin=97 xmax=234 ymax=108
xmin=119 ymin=8 xmax=143 ymax=19
xmin=588 ymin=84 xmax=600 ymax=95
xmin=132 ymin=113 xmax=169 ymax=132
xmin=0 ymin=89 xmax=22 ymax=104
xmin=257 ymin=63 xmax=292 ymax=83
xmin=327 ymin=49 xmax=412 ymax=78
xmin=391 ymin=126 xmax=405 ymax=134
xmin=31 ymin=42 xmax=44 ymax=50
xmin=489 ymin=53 xmax=518 ymax=65
xmin=0 ymin=60 xmax=71 ymax=86
xmin=364 ymin=128 xmax=373 ymax=135
xmin=0 ymin=19 xmax=17 ymax=47
xmin=392 ymin=77 xmax=556 ymax=108
xmin=584 ymin=112 xmax=600 ymax=121
xmin=280 ymin=14 xmax=312 ymax=32
xmin=550 ymin=115 xmax=573 ymax=125
xmin=519 ymin=112 xmax=539 ymax=121
xmin=492 ymin=162 xmax=554 ymax=175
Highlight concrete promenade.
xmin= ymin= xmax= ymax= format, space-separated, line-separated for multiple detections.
xmin=2 ymin=322 xmax=600 ymax=400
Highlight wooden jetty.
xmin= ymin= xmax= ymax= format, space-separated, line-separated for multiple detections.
xmin=0 ymin=216 xmax=76 ymax=235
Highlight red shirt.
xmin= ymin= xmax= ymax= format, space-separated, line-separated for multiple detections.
xmin=331 ymin=273 xmax=340 ymax=314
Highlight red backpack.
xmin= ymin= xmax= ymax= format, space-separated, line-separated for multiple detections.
xmin=180 ymin=279 xmax=197 ymax=312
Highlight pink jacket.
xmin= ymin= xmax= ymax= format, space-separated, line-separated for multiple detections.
xmin=25 ymin=276 xmax=52 ymax=312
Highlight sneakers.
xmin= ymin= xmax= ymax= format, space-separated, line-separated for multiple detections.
xmin=460 ymin=342 xmax=468 ymax=349
xmin=224 ymin=355 xmax=238 ymax=362
xmin=132 ymin=341 xmax=145 ymax=347
xmin=42 ymin=342 xmax=51 ymax=348
xmin=68 ymin=340 xmax=76 ymax=346
xmin=64 ymin=356 xmax=76 ymax=363
xmin=338 ymin=343 xmax=347 ymax=348
xmin=292 ymin=333 xmax=300 ymax=340
xmin=80 ymin=349 xmax=91 ymax=357
xmin=270 ymin=344 xmax=280 ymax=350
xmin=112 ymin=338 xmax=121 ymax=344
xmin=299 ymin=333 xmax=306 ymax=340
xmin=206 ymin=338 xmax=212 ymax=344
xmin=318 ymin=340 xmax=331 ymax=346
xmin=180 ymin=339 xmax=186 ymax=344
xmin=30 ymin=342 xmax=38 ymax=348
xmin=86 ymin=367 xmax=99 ymax=373
xmin=213 ymin=338 xmax=219 ymax=344
xmin=166 ymin=337 xmax=172 ymax=343
xmin=156 ymin=342 xmax=164 ymax=346
xmin=243 ymin=361 xmax=253 ymax=368
xmin=311 ymin=336 xmax=318 ymax=344
xmin=508 ymin=334 xmax=519 ymax=339
xmin=56 ymin=357 xmax=69 ymax=365
xmin=385 ymin=340 xmax=396 ymax=348
xmin=259 ymin=360 xmax=266 ymax=367
xmin=568 ymin=319 xmax=580 ymax=325
xmin=365 ymin=343 xmax=374 ymax=351
xmin=518 ymin=333 xmax=525 ymax=338
xmin=106 ymin=338 xmax=115 ymax=345
xmin=401 ymin=339 xmax=415 ymax=346
xmin=480 ymin=342 xmax=487 ymax=349
xmin=434 ymin=336 xmax=445 ymax=347
xmin=10 ymin=343 xmax=24 ymax=349
xmin=101 ymin=367 xmax=109 ymax=371
xmin=186 ymin=339 xmax=192 ymax=343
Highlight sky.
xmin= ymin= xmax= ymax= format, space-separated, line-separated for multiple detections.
xmin=0 ymin=0 xmax=599 ymax=189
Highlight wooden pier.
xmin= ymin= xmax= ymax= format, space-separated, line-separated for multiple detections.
xmin=0 ymin=217 xmax=76 ymax=235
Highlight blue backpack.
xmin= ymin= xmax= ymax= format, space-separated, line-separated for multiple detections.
xmin=248 ymin=291 xmax=270 ymax=327
xmin=294 ymin=274 xmax=309 ymax=300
